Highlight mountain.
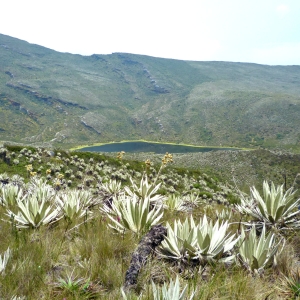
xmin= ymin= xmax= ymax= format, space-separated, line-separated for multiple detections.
xmin=1 ymin=33 xmax=300 ymax=150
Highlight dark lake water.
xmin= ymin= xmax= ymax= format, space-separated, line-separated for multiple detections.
xmin=78 ymin=141 xmax=240 ymax=154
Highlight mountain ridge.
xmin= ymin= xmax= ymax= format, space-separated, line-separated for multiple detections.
xmin=1 ymin=33 xmax=300 ymax=151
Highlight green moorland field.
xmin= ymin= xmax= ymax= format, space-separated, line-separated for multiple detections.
xmin=1 ymin=33 xmax=300 ymax=151
xmin=1 ymin=144 xmax=300 ymax=299
xmin=2 ymin=33 xmax=300 ymax=299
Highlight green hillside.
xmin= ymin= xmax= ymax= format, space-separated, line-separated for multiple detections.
xmin=1 ymin=33 xmax=300 ymax=150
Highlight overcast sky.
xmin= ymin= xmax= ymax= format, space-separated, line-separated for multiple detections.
xmin=1 ymin=0 xmax=299 ymax=65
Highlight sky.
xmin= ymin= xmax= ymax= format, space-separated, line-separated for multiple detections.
xmin=1 ymin=0 xmax=300 ymax=65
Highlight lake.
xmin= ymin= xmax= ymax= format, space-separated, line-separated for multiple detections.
xmin=77 ymin=141 xmax=241 ymax=154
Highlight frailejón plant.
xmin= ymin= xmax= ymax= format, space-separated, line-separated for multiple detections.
xmin=0 ymin=183 xmax=23 ymax=207
xmin=158 ymin=217 xmax=198 ymax=261
xmin=190 ymin=215 xmax=239 ymax=264
xmin=0 ymin=247 xmax=11 ymax=275
xmin=6 ymin=194 xmax=61 ymax=229
xmin=163 ymin=195 xmax=187 ymax=212
xmin=216 ymin=208 xmax=233 ymax=221
xmin=158 ymin=215 xmax=238 ymax=265
xmin=102 ymin=194 xmax=163 ymax=237
xmin=102 ymin=179 xmax=122 ymax=196
xmin=183 ymin=193 xmax=204 ymax=207
xmin=151 ymin=275 xmax=195 ymax=300
xmin=26 ymin=177 xmax=55 ymax=201
xmin=125 ymin=174 xmax=166 ymax=205
xmin=236 ymin=181 xmax=300 ymax=232
xmin=237 ymin=225 xmax=283 ymax=274
xmin=55 ymin=269 xmax=91 ymax=295
xmin=55 ymin=190 xmax=92 ymax=223
xmin=10 ymin=296 xmax=26 ymax=300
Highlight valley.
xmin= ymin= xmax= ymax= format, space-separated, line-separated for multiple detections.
xmin=1 ymin=33 xmax=300 ymax=152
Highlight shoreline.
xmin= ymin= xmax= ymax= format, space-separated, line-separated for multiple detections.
xmin=70 ymin=140 xmax=253 ymax=152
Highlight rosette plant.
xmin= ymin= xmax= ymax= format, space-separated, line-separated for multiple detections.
xmin=163 ymin=195 xmax=187 ymax=212
xmin=102 ymin=194 xmax=163 ymax=238
xmin=121 ymin=275 xmax=195 ymax=300
xmin=101 ymin=179 xmax=122 ymax=196
xmin=237 ymin=225 xmax=283 ymax=274
xmin=0 ymin=183 xmax=23 ymax=207
xmin=6 ymin=193 xmax=61 ymax=229
xmin=151 ymin=275 xmax=195 ymax=300
xmin=158 ymin=217 xmax=198 ymax=261
xmin=158 ymin=215 xmax=239 ymax=265
xmin=183 ymin=193 xmax=204 ymax=208
xmin=0 ymin=247 xmax=11 ymax=275
xmin=125 ymin=174 xmax=166 ymax=205
xmin=55 ymin=190 xmax=94 ymax=223
xmin=26 ymin=177 xmax=55 ymax=202
xmin=216 ymin=208 xmax=233 ymax=222
xmin=236 ymin=181 xmax=300 ymax=232
xmin=190 ymin=215 xmax=239 ymax=264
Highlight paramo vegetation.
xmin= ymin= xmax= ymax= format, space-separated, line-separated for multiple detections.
xmin=1 ymin=144 xmax=300 ymax=299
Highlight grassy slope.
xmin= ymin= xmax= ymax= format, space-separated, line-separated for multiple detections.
xmin=0 ymin=145 xmax=300 ymax=299
xmin=1 ymin=34 xmax=300 ymax=150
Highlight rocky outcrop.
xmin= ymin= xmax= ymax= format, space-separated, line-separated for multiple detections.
xmin=4 ymin=71 xmax=14 ymax=78
xmin=80 ymin=112 xmax=107 ymax=134
xmin=6 ymin=82 xmax=88 ymax=110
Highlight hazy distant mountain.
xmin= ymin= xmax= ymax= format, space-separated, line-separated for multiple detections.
xmin=1 ymin=33 xmax=300 ymax=150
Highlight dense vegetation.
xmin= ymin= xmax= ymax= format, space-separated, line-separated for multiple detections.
xmin=1 ymin=33 xmax=300 ymax=151
xmin=1 ymin=144 xmax=300 ymax=299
